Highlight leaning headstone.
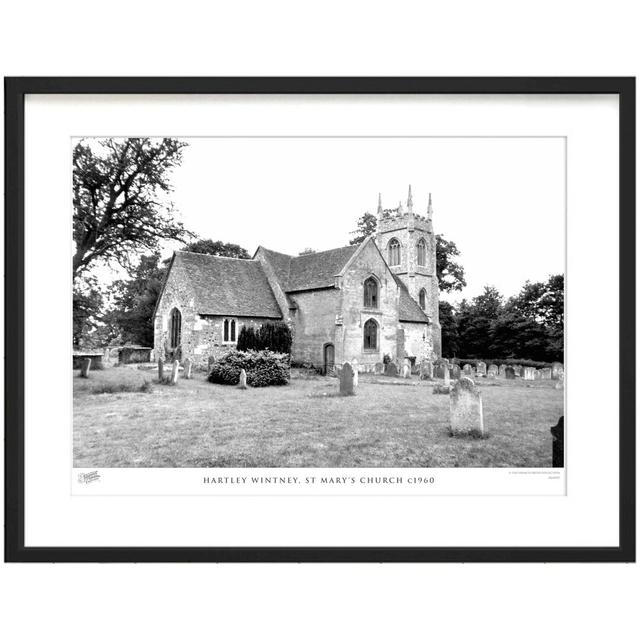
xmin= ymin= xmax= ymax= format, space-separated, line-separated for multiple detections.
xmin=384 ymin=362 xmax=398 ymax=377
xmin=540 ymin=367 xmax=552 ymax=380
xmin=498 ymin=364 xmax=507 ymax=378
xmin=451 ymin=364 xmax=461 ymax=379
xmin=476 ymin=362 xmax=487 ymax=377
xmin=487 ymin=364 xmax=498 ymax=377
xmin=80 ymin=357 xmax=91 ymax=378
xmin=462 ymin=364 xmax=473 ymax=376
xmin=419 ymin=360 xmax=433 ymax=380
xmin=551 ymin=416 xmax=564 ymax=467
xmin=523 ymin=366 xmax=535 ymax=381
xmin=170 ymin=360 xmax=180 ymax=384
xmin=505 ymin=366 xmax=516 ymax=380
xmin=374 ymin=362 xmax=384 ymax=375
xmin=339 ymin=361 xmax=355 ymax=396
xmin=183 ymin=358 xmax=193 ymax=379
xmin=238 ymin=368 xmax=247 ymax=390
xmin=158 ymin=358 xmax=164 ymax=381
xmin=449 ymin=377 xmax=484 ymax=437
xmin=551 ymin=363 xmax=564 ymax=380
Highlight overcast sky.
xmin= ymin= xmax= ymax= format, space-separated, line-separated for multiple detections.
xmin=160 ymin=136 xmax=564 ymax=303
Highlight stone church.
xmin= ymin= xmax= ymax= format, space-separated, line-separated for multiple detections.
xmin=153 ymin=187 xmax=441 ymax=372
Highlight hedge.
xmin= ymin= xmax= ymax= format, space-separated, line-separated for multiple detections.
xmin=207 ymin=349 xmax=290 ymax=387
xmin=237 ymin=322 xmax=292 ymax=354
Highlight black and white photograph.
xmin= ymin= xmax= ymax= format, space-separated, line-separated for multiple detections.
xmin=72 ymin=135 xmax=565 ymax=471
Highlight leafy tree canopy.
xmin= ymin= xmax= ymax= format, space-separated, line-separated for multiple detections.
xmin=73 ymin=137 xmax=190 ymax=280
xmin=181 ymin=238 xmax=250 ymax=259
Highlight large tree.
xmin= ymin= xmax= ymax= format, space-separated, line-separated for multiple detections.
xmin=349 ymin=212 xmax=378 ymax=245
xmin=73 ymin=137 xmax=190 ymax=280
xmin=435 ymin=234 xmax=467 ymax=293
xmin=181 ymin=238 xmax=250 ymax=259
xmin=107 ymin=254 xmax=167 ymax=346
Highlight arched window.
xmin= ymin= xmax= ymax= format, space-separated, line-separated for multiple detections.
xmin=169 ymin=308 xmax=182 ymax=348
xmin=223 ymin=318 xmax=237 ymax=343
xmin=363 ymin=276 xmax=378 ymax=308
xmin=388 ymin=238 xmax=401 ymax=266
xmin=417 ymin=237 xmax=427 ymax=266
xmin=363 ymin=318 xmax=378 ymax=351
xmin=418 ymin=288 xmax=426 ymax=310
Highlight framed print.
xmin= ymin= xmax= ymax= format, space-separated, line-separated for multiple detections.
xmin=4 ymin=77 xmax=635 ymax=562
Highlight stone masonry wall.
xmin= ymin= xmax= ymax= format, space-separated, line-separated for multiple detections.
xmin=400 ymin=321 xmax=433 ymax=362
xmin=288 ymin=288 xmax=340 ymax=366
xmin=338 ymin=240 xmax=400 ymax=369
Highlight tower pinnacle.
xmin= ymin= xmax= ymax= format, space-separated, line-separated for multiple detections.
xmin=427 ymin=192 xmax=433 ymax=219
xmin=377 ymin=192 xmax=383 ymax=221
xmin=407 ymin=184 xmax=413 ymax=213
xmin=397 ymin=200 xmax=404 ymax=215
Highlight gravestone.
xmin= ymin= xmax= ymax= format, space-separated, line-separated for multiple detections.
xmin=434 ymin=363 xmax=446 ymax=379
xmin=534 ymin=369 xmax=542 ymax=380
xmin=523 ymin=366 xmax=535 ymax=381
xmin=551 ymin=416 xmax=564 ymax=467
xmin=170 ymin=360 xmax=180 ymax=384
xmin=514 ymin=365 xmax=523 ymax=377
xmin=80 ymin=357 xmax=91 ymax=378
xmin=551 ymin=363 xmax=564 ymax=380
xmin=443 ymin=365 xmax=450 ymax=385
xmin=238 ymin=368 xmax=247 ymax=390
xmin=339 ymin=361 xmax=355 ymax=396
xmin=207 ymin=356 xmax=215 ymax=373
xmin=351 ymin=359 xmax=359 ymax=388
xmin=384 ymin=362 xmax=398 ymax=377
xmin=449 ymin=377 xmax=484 ymax=437
xmin=505 ymin=366 xmax=516 ymax=380
xmin=419 ymin=360 xmax=433 ymax=380
xmin=451 ymin=364 xmax=461 ymax=379
xmin=487 ymin=364 xmax=498 ymax=377
xmin=498 ymin=364 xmax=507 ymax=378
xmin=462 ymin=364 xmax=473 ymax=376
xmin=402 ymin=358 xmax=412 ymax=378
xmin=554 ymin=371 xmax=564 ymax=390
xmin=540 ymin=367 xmax=552 ymax=380
xmin=184 ymin=358 xmax=193 ymax=379
xmin=374 ymin=362 xmax=384 ymax=375
xmin=158 ymin=358 xmax=165 ymax=381
xmin=476 ymin=362 xmax=487 ymax=377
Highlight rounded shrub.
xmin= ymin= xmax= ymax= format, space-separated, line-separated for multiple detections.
xmin=207 ymin=349 xmax=290 ymax=387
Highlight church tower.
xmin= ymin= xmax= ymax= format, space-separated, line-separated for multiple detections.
xmin=375 ymin=186 xmax=441 ymax=355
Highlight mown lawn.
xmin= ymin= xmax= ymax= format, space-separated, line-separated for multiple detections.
xmin=73 ymin=367 xmax=563 ymax=468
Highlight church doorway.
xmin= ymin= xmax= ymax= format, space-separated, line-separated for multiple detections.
xmin=323 ymin=343 xmax=335 ymax=375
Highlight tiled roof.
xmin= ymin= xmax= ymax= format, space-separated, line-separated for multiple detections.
xmin=394 ymin=275 xmax=431 ymax=323
xmin=174 ymin=251 xmax=282 ymax=318
xmin=287 ymin=245 xmax=359 ymax=291
xmin=258 ymin=245 xmax=360 ymax=292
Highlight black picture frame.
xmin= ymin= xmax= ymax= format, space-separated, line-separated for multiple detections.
xmin=4 ymin=77 xmax=635 ymax=563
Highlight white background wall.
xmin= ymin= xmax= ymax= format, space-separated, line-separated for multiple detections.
xmin=1 ymin=2 xmax=638 ymax=639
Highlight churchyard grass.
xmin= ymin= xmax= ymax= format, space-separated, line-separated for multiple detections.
xmin=74 ymin=367 xmax=563 ymax=468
